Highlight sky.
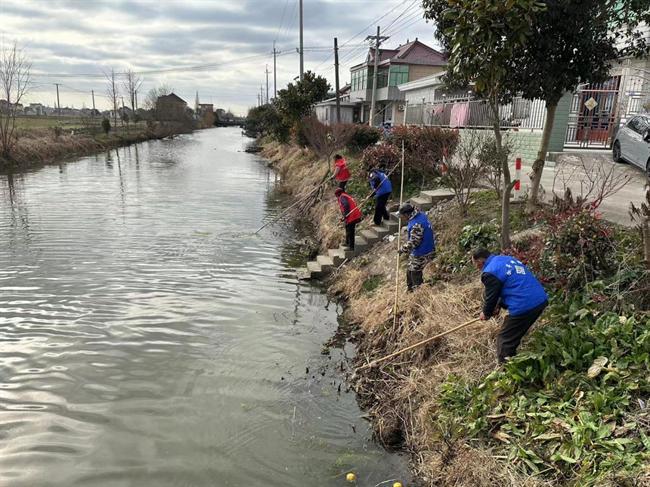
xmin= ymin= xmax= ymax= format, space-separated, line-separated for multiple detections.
xmin=0 ymin=0 xmax=441 ymax=115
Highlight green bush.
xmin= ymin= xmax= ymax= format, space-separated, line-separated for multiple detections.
xmin=347 ymin=125 xmax=381 ymax=152
xmin=458 ymin=222 xmax=500 ymax=251
xmin=360 ymin=143 xmax=400 ymax=173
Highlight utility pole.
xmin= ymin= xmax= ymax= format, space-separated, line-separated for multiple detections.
xmin=260 ymin=85 xmax=264 ymax=106
xmin=55 ymin=83 xmax=61 ymax=116
xmin=273 ymin=41 xmax=277 ymax=100
xmin=366 ymin=26 xmax=389 ymax=127
xmin=265 ymin=65 xmax=270 ymax=104
xmin=299 ymin=0 xmax=304 ymax=81
xmin=334 ymin=37 xmax=341 ymax=123
xmin=91 ymin=89 xmax=96 ymax=118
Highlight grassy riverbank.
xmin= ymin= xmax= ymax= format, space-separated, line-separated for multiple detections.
xmin=1 ymin=123 xmax=190 ymax=172
xmin=262 ymin=139 xmax=650 ymax=486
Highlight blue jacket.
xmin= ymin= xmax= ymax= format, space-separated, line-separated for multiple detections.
xmin=370 ymin=170 xmax=392 ymax=198
xmin=407 ymin=212 xmax=435 ymax=257
xmin=482 ymin=255 xmax=548 ymax=317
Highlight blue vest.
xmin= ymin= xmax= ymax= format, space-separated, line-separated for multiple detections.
xmin=407 ymin=212 xmax=435 ymax=257
xmin=371 ymin=171 xmax=392 ymax=198
xmin=483 ymin=255 xmax=548 ymax=316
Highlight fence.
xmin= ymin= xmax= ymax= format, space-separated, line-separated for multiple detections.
xmin=405 ymin=97 xmax=547 ymax=130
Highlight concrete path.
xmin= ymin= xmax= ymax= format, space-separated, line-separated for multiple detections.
xmin=519 ymin=150 xmax=648 ymax=226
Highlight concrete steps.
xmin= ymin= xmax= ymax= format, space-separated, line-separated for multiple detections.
xmin=297 ymin=187 xmax=458 ymax=280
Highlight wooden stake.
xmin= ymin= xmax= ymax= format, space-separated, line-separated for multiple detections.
xmin=357 ymin=318 xmax=481 ymax=371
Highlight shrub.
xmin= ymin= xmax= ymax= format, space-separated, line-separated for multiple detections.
xmin=360 ymin=143 xmax=400 ymax=173
xmin=389 ymin=125 xmax=460 ymax=185
xmin=347 ymin=125 xmax=381 ymax=152
xmin=539 ymin=207 xmax=615 ymax=292
xmin=458 ymin=222 xmax=499 ymax=251
xmin=101 ymin=118 xmax=111 ymax=134
xmin=52 ymin=125 xmax=63 ymax=138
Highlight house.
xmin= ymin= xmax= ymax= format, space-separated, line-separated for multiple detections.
xmin=314 ymin=84 xmax=356 ymax=124
xmin=155 ymin=93 xmax=188 ymax=121
xmin=349 ymin=38 xmax=447 ymax=125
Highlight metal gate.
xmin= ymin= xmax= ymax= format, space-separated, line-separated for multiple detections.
xmin=564 ymin=77 xmax=621 ymax=149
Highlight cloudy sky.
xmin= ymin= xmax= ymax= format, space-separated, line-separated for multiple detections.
xmin=0 ymin=0 xmax=440 ymax=115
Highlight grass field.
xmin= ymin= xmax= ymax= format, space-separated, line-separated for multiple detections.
xmin=15 ymin=116 xmax=93 ymax=130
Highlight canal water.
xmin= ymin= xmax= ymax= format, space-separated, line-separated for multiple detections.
xmin=0 ymin=128 xmax=407 ymax=486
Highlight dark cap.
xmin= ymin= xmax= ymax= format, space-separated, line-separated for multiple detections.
xmin=334 ymin=188 xmax=344 ymax=196
xmin=398 ymin=203 xmax=415 ymax=215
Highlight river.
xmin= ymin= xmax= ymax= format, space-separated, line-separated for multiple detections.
xmin=0 ymin=128 xmax=407 ymax=486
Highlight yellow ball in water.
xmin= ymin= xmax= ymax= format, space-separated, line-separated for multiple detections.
xmin=393 ymin=483 xmax=403 ymax=487
xmin=346 ymin=472 xmax=356 ymax=482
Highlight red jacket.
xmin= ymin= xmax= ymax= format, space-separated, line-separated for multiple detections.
xmin=338 ymin=192 xmax=362 ymax=224
xmin=334 ymin=158 xmax=350 ymax=181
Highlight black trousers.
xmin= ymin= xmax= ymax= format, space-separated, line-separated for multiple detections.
xmin=338 ymin=180 xmax=348 ymax=191
xmin=345 ymin=218 xmax=360 ymax=250
xmin=406 ymin=270 xmax=424 ymax=291
xmin=497 ymin=301 xmax=548 ymax=363
xmin=373 ymin=193 xmax=390 ymax=226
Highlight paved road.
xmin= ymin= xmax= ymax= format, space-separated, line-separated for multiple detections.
xmin=518 ymin=151 xmax=648 ymax=226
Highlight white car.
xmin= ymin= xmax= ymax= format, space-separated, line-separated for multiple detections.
xmin=613 ymin=114 xmax=650 ymax=178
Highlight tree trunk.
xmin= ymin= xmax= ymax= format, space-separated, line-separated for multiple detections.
xmin=490 ymin=99 xmax=512 ymax=250
xmin=528 ymin=101 xmax=558 ymax=211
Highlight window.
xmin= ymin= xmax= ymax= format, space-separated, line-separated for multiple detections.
xmin=376 ymin=68 xmax=389 ymax=89
xmin=627 ymin=117 xmax=648 ymax=135
xmin=389 ymin=65 xmax=409 ymax=86
xmin=351 ymin=69 xmax=368 ymax=92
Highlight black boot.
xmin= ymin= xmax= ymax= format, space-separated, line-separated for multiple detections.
xmin=412 ymin=270 xmax=424 ymax=289
xmin=406 ymin=271 xmax=415 ymax=292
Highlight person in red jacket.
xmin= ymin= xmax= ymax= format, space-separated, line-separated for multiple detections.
xmin=335 ymin=188 xmax=362 ymax=250
xmin=332 ymin=154 xmax=351 ymax=190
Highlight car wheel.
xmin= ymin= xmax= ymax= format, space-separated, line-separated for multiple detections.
xmin=612 ymin=141 xmax=623 ymax=163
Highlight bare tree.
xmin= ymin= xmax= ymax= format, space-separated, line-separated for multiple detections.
xmin=301 ymin=116 xmax=354 ymax=164
xmin=105 ymin=69 xmax=119 ymax=130
xmin=441 ymin=129 xmax=489 ymax=216
xmin=122 ymin=69 xmax=143 ymax=112
xmin=144 ymin=84 xmax=173 ymax=118
xmin=0 ymin=42 xmax=31 ymax=161
xmin=551 ymin=154 xmax=631 ymax=210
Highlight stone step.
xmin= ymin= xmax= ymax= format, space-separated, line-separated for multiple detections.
xmin=360 ymin=229 xmax=380 ymax=244
xmin=409 ymin=195 xmax=433 ymax=211
xmin=383 ymin=219 xmax=399 ymax=232
xmin=316 ymin=255 xmax=334 ymax=272
xmin=338 ymin=245 xmax=357 ymax=259
xmin=372 ymin=225 xmax=390 ymax=239
xmin=354 ymin=236 xmax=369 ymax=252
xmin=389 ymin=211 xmax=400 ymax=222
xmin=297 ymin=267 xmax=312 ymax=280
xmin=421 ymin=188 xmax=456 ymax=203
xmin=306 ymin=260 xmax=323 ymax=279
xmin=328 ymin=248 xmax=347 ymax=266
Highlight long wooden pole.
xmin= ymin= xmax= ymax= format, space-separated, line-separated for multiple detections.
xmin=357 ymin=318 xmax=481 ymax=371
xmin=392 ymin=140 xmax=406 ymax=328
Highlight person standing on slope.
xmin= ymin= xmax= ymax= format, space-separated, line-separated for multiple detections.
xmin=398 ymin=203 xmax=435 ymax=291
xmin=369 ymin=167 xmax=392 ymax=226
xmin=332 ymin=154 xmax=351 ymax=191
xmin=335 ymin=188 xmax=362 ymax=251
xmin=472 ymin=248 xmax=548 ymax=363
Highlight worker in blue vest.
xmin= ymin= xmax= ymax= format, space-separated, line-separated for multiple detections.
xmin=398 ymin=203 xmax=435 ymax=291
xmin=472 ymin=248 xmax=548 ymax=363
xmin=369 ymin=168 xmax=392 ymax=226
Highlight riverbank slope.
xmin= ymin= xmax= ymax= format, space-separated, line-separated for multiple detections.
xmin=1 ymin=122 xmax=190 ymax=172
xmin=262 ymin=139 xmax=650 ymax=487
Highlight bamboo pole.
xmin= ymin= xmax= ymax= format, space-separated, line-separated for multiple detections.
xmin=357 ymin=318 xmax=481 ymax=371
xmin=392 ymin=140 xmax=406 ymax=327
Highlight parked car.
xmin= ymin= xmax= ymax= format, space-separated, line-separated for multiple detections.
xmin=613 ymin=114 xmax=650 ymax=178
